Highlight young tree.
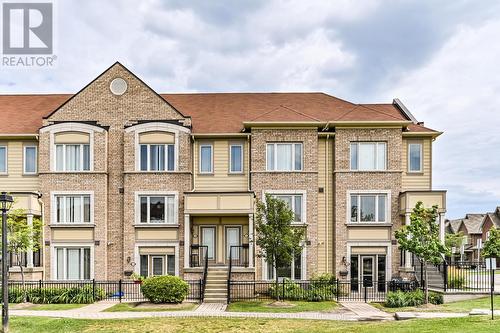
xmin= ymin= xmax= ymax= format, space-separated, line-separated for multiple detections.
xmin=395 ymin=202 xmax=447 ymax=304
xmin=254 ymin=194 xmax=305 ymax=301
xmin=0 ymin=208 xmax=42 ymax=302
xmin=482 ymin=227 xmax=500 ymax=259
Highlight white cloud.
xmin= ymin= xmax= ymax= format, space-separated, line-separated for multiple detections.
xmin=383 ymin=20 xmax=500 ymax=218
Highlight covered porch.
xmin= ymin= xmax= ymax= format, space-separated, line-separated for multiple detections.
xmin=183 ymin=192 xmax=255 ymax=270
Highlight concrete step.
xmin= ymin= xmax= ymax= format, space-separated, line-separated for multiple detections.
xmin=203 ymin=297 xmax=227 ymax=303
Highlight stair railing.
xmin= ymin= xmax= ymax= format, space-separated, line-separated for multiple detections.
xmin=227 ymin=246 xmax=234 ymax=304
xmin=200 ymin=245 xmax=209 ymax=302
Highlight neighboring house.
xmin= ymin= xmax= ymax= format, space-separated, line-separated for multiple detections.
xmin=0 ymin=62 xmax=446 ymax=284
xmin=446 ymin=208 xmax=500 ymax=262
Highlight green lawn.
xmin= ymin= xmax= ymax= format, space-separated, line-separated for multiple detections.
xmin=10 ymin=303 xmax=87 ymax=311
xmin=104 ymin=302 xmax=198 ymax=312
xmin=226 ymin=300 xmax=338 ymax=313
xmin=8 ymin=316 xmax=500 ymax=333
xmin=372 ymin=295 xmax=500 ymax=313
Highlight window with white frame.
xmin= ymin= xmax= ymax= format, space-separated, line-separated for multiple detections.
xmin=24 ymin=146 xmax=37 ymax=174
xmin=140 ymin=254 xmax=176 ymax=276
xmin=408 ymin=143 xmax=422 ymax=172
xmin=139 ymin=195 xmax=176 ymax=224
xmin=55 ymin=144 xmax=90 ymax=171
xmin=229 ymin=144 xmax=243 ymax=173
xmin=350 ymin=142 xmax=386 ymax=171
xmin=267 ymin=252 xmax=303 ymax=280
xmin=350 ymin=193 xmax=387 ymax=223
xmin=266 ymin=143 xmax=303 ymax=171
xmin=55 ymin=247 xmax=91 ymax=280
xmin=272 ymin=194 xmax=304 ymax=223
xmin=54 ymin=195 xmax=92 ymax=224
xmin=140 ymin=144 xmax=175 ymax=171
xmin=0 ymin=146 xmax=6 ymax=173
xmin=200 ymin=144 xmax=213 ymax=173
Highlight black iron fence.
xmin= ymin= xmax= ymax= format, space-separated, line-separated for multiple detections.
xmin=7 ymin=279 xmax=203 ymax=303
xmin=228 ymin=279 xmax=419 ymax=303
xmin=444 ymin=261 xmax=492 ymax=292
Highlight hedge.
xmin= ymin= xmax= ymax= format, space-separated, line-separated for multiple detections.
xmin=141 ymin=275 xmax=189 ymax=303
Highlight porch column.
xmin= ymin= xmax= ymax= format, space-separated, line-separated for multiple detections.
xmin=26 ymin=214 xmax=34 ymax=268
xmin=184 ymin=214 xmax=190 ymax=268
xmin=404 ymin=213 xmax=412 ymax=270
xmin=248 ymin=213 xmax=254 ymax=268
xmin=439 ymin=212 xmax=445 ymax=244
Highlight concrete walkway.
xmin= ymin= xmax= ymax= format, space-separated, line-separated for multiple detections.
xmin=339 ymin=302 xmax=393 ymax=321
xmin=70 ymin=301 xmax=116 ymax=312
xmin=195 ymin=303 xmax=227 ymax=313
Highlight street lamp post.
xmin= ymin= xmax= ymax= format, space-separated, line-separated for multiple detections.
xmin=0 ymin=192 xmax=13 ymax=333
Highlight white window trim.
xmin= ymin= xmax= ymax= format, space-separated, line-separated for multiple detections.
xmin=50 ymin=191 xmax=94 ymax=225
xmin=347 ymin=190 xmax=391 ymax=225
xmin=346 ymin=241 xmax=392 ymax=282
xmin=0 ymin=145 xmax=7 ymax=175
xmin=261 ymin=242 xmax=307 ymax=281
xmin=134 ymin=241 xmax=180 ymax=277
xmin=50 ymin=242 xmax=95 ymax=280
xmin=126 ymin=122 xmax=190 ymax=172
xmin=23 ymin=145 xmax=38 ymax=175
xmin=54 ymin=143 xmax=91 ymax=172
xmin=265 ymin=142 xmax=303 ymax=172
xmin=139 ymin=143 xmax=175 ymax=172
xmin=407 ymin=142 xmax=423 ymax=173
xmin=229 ymin=143 xmax=244 ymax=174
xmin=264 ymin=190 xmax=307 ymax=225
xmin=350 ymin=142 xmax=387 ymax=171
xmin=199 ymin=144 xmax=214 ymax=174
xmin=41 ymin=122 xmax=103 ymax=173
xmin=134 ymin=191 xmax=179 ymax=225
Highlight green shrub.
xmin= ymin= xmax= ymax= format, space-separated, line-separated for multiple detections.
xmin=308 ymin=273 xmax=337 ymax=301
xmin=5 ymin=285 xmax=105 ymax=304
xmin=141 ymin=275 xmax=189 ymax=304
xmin=385 ymin=289 xmax=443 ymax=307
xmin=268 ymin=279 xmax=305 ymax=300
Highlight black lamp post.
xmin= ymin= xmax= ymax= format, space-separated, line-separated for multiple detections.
xmin=0 ymin=192 xmax=13 ymax=333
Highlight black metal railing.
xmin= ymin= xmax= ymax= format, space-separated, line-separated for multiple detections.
xmin=445 ymin=261 xmax=492 ymax=292
xmin=6 ymin=279 xmax=203 ymax=303
xmin=228 ymin=244 xmax=249 ymax=268
xmin=228 ymin=279 xmax=419 ymax=303
xmin=200 ymin=246 xmax=209 ymax=301
xmin=190 ymin=244 xmax=211 ymax=268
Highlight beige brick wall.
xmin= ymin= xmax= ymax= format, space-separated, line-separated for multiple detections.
xmin=250 ymin=128 xmax=319 ymax=279
xmin=333 ymin=128 xmax=403 ymax=277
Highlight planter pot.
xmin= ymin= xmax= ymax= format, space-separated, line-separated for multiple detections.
xmin=339 ymin=270 xmax=348 ymax=277
xmin=134 ymin=280 xmax=143 ymax=285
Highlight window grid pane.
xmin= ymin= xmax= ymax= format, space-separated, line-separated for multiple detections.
xmin=55 ymin=145 xmax=64 ymax=171
xmin=25 ymin=147 xmax=37 ymax=173
xmin=0 ymin=147 xmax=6 ymax=172
xmin=360 ymin=196 xmax=376 ymax=222
xmin=82 ymin=145 xmax=90 ymax=170
xmin=378 ymin=195 xmax=386 ymax=222
xmin=377 ymin=143 xmax=386 ymax=170
xmin=276 ymin=144 xmax=292 ymax=171
xmin=230 ymin=145 xmax=242 ymax=172
xmin=409 ymin=143 xmax=422 ymax=172
xmin=140 ymin=145 xmax=148 ymax=171
xmin=294 ymin=144 xmax=302 ymax=170
xmin=266 ymin=144 xmax=275 ymax=170
xmin=350 ymin=143 xmax=358 ymax=170
xmin=167 ymin=145 xmax=175 ymax=171
xmin=149 ymin=197 xmax=165 ymax=223
xmin=350 ymin=195 xmax=358 ymax=222
xmin=200 ymin=146 xmax=212 ymax=173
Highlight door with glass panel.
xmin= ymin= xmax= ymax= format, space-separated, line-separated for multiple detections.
xmin=225 ymin=227 xmax=241 ymax=264
xmin=201 ymin=227 xmax=216 ymax=262
xmin=361 ymin=256 xmax=375 ymax=288
xmin=151 ymin=256 xmax=165 ymax=276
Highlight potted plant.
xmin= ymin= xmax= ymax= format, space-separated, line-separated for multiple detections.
xmin=130 ymin=272 xmax=145 ymax=284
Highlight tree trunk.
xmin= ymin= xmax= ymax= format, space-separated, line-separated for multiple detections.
xmin=17 ymin=253 xmax=27 ymax=303
xmin=274 ymin=255 xmax=280 ymax=301
xmin=423 ymin=260 xmax=429 ymax=304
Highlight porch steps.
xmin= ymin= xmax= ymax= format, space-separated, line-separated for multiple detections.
xmin=203 ymin=267 xmax=229 ymax=303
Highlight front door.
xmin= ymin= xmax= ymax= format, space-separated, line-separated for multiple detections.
xmin=226 ymin=227 xmax=241 ymax=262
xmin=361 ymin=256 xmax=375 ymax=287
xmin=151 ymin=256 xmax=165 ymax=276
xmin=201 ymin=227 xmax=216 ymax=261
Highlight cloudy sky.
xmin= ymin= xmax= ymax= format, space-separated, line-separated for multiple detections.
xmin=1 ymin=0 xmax=499 ymax=218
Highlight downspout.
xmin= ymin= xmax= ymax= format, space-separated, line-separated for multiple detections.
xmin=325 ymin=134 xmax=329 ymax=272
xmin=191 ymin=136 xmax=196 ymax=191
xmin=247 ymin=133 xmax=252 ymax=192
xmin=36 ymin=193 xmax=45 ymax=279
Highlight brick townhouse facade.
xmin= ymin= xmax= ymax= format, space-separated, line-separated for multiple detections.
xmin=0 ymin=62 xmax=446 ymax=286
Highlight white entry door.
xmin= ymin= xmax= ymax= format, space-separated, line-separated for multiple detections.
xmin=201 ymin=227 xmax=216 ymax=260
xmin=226 ymin=227 xmax=241 ymax=260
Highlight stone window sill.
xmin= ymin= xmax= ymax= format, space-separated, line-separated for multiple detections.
xmin=49 ymin=224 xmax=95 ymax=228
xmin=133 ymin=224 xmax=180 ymax=228
xmin=345 ymin=223 xmax=392 ymax=227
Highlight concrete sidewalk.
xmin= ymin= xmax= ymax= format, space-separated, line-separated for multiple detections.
xmin=339 ymin=302 xmax=393 ymax=321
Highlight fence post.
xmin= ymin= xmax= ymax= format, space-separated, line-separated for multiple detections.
xmin=336 ymin=279 xmax=339 ymax=301
xmin=364 ymin=284 xmax=367 ymax=303
xmin=119 ymin=279 xmax=122 ymax=303
xmin=92 ymin=279 xmax=96 ymax=301
xmin=282 ymin=279 xmax=286 ymax=301
xmin=199 ymin=279 xmax=202 ymax=302
xmin=38 ymin=279 xmax=42 ymax=290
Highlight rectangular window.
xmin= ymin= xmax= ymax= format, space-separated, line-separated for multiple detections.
xmin=200 ymin=144 xmax=213 ymax=173
xmin=229 ymin=144 xmax=243 ymax=173
xmin=268 ymin=252 xmax=303 ymax=280
xmin=138 ymin=195 xmax=176 ymax=224
xmin=139 ymin=254 xmax=176 ymax=277
xmin=350 ymin=142 xmax=386 ymax=171
xmin=266 ymin=143 xmax=303 ymax=171
xmin=24 ymin=146 xmax=37 ymax=174
xmin=0 ymin=146 xmax=6 ymax=173
xmin=139 ymin=144 xmax=174 ymax=171
xmin=408 ymin=143 xmax=422 ymax=172
xmin=350 ymin=194 xmax=388 ymax=223
xmin=54 ymin=195 xmax=91 ymax=224
xmin=55 ymin=247 xmax=91 ymax=280
xmin=55 ymin=144 xmax=90 ymax=171
xmin=272 ymin=194 xmax=304 ymax=223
